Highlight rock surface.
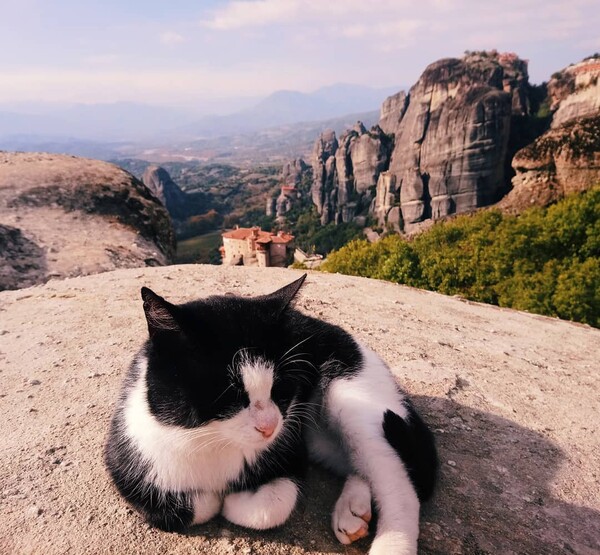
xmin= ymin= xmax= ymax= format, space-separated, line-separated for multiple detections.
xmin=378 ymin=91 xmax=408 ymax=135
xmin=267 ymin=159 xmax=309 ymax=219
xmin=0 ymin=152 xmax=175 ymax=290
xmin=310 ymin=52 xmax=530 ymax=231
xmin=1 ymin=265 xmax=599 ymax=555
xmin=548 ymin=57 xmax=600 ymax=128
xmin=311 ymin=123 xmax=391 ymax=224
xmin=501 ymin=115 xmax=600 ymax=212
xmin=311 ymin=129 xmax=339 ymax=224
xmin=141 ymin=165 xmax=191 ymax=221
xmin=385 ymin=52 xmax=525 ymax=230
xmin=281 ymin=158 xmax=309 ymax=188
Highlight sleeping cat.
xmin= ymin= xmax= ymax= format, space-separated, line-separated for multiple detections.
xmin=104 ymin=274 xmax=437 ymax=554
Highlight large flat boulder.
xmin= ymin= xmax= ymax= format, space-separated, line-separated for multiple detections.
xmin=1 ymin=266 xmax=598 ymax=554
xmin=0 ymin=152 xmax=175 ymax=291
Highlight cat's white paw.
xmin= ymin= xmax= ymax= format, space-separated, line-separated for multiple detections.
xmin=332 ymin=475 xmax=372 ymax=545
xmin=222 ymin=478 xmax=298 ymax=530
xmin=191 ymin=491 xmax=222 ymax=524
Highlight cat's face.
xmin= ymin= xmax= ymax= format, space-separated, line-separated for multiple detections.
xmin=140 ymin=276 xmax=310 ymax=449
xmin=205 ymin=353 xmax=284 ymax=448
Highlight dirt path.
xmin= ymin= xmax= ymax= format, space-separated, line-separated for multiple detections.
xmin=1 ymin=265 xmax=598 ymax=554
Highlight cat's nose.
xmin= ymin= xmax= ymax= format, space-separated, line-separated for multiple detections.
xmin=254 ymin=423 xmax=276 ymax=438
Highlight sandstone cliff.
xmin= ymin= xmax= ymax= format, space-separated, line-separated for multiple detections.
xmin=384 ymin=51 xmax=527 ymax=231
xmin=267 ymin=159 xmax=309 ymax=219
xmin=0 ymin=152 xmax=175 ymax=290
xmin=141 ymin=165 xmax=191 ymax=221
xmin=502 ymin=57 xmax=600 ymax=212
xmin=310 ymin=52 xmax=530 ymax=230
xmin=1 ymin=266 xmax=598 ymax=555
xmin=548 ymin=56 xmax=600 ymax=128
xmin=501 ymin=115 xmax=600 ymax=212
xmin=311 ymin=122 xmax=392 ymax=225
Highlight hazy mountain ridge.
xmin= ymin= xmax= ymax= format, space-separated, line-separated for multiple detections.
xmin=175 ymin=84 xmax=399 ymax=140
xmin=0 ymin=83 xmax=397 ymax=148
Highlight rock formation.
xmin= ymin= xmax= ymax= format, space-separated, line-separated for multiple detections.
xmin=310 ymin=51 xmax=531 ymax=230
xmin=281 ymin=158 xmax=308 ymax=187
xmin=311 ymin=123 xmax=392 ymax=225
xmin=501 ymin=114 xmax=600 ymax=212
xmin=141 ymin=165 xmax=191 ymax=221
xmin=1 ymin=266 xmax=599 ymax=554
xmin=501 ymin=57 xmax=600 ymax=212
xmin=0 ymin=152 xmax=175 ymax=290
xmin=311 ymin=130 xmax=338 ymax=224
xmin=548 ymin=56 xmax=600 ymax=128
xmin=383 ymin=51 xmax=527 ymax=231
xmin=378 ymin=91 xmax=408 ymax=135
xmin=267 ymin=159 xmax=309 ymax=219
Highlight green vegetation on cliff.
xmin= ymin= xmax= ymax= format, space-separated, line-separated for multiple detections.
xmin=322 ymin=187 xmax=600 ymax=327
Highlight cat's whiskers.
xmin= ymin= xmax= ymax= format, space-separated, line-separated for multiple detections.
xmin=282 ymin=366 xmax=315 ymax=387
xmin=212 ymin=382 xmax=235 ymax=405
xmin=286 ymin=404 xmax=322 ymax=435
xmin=277 ymin=334 xmax=315 ymax=367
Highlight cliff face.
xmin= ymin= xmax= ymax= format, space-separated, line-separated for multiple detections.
xmin=266 ymin=158 xmax=309 ymax=219
xmin=549 ymin=57 xmax=600 ymax=128
xmin=384 ymin=52 xmax=527 ymax=230
xmin=501 ymin=115 xmax=600 ymax=212
xmin=0 ymin=152 xmax=175 ymax=290
xmin=379 ymin=91 xmax=408 ymax=135
xmin=311 ymin=123 xmax=392 ymax=225
xmin=311 ymin=129 xmax=339 ymax=223
xmin=141 ymin=165 xmax=191 ymax=221
xmin=310 ymin=52 xmax=530 ymax=231
xmin=502 ymin=58 xmax=600 ymax=212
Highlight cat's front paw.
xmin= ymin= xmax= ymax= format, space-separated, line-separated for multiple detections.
xmin=191 ymin=491 xmax=222 ymax=525
xmin=222 ymin=478 xmax=299 ymax=530
xmin=332 ymin=475 xmax=372 ymax=545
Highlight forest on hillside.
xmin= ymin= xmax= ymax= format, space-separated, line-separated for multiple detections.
xmin=321 ymin=188 xmax=600 ymax=327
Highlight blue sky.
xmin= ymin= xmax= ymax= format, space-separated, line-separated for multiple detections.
xmin=1 ymin=0 xmax=599 ymax=110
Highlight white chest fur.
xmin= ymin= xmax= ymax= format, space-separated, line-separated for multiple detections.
xmin=124 ymin=357 xmax=254 ymax=493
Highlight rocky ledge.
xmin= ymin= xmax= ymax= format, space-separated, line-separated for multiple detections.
xmin=1 ymin=266 xmax=598 ymax=554
xmin=501 ymin=115 xmax=600 ymax=212
xmin=0 ymin=152 xmax=175 ymax=290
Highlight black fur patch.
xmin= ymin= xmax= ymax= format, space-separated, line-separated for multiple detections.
xmin=382 ymin=404 xmax=438 ymax=502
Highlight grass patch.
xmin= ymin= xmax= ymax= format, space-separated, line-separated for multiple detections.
xmin=175 ymin=231 xmax=223 ymax=264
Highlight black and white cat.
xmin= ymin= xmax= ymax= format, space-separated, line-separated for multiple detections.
xmin=104 ymin=275 xmax=437 ymax=554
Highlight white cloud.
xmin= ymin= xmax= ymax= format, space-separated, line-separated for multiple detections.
xmin=201 ymin=0 xmax=598 ymax=41
xmin=337 ymin=19 xmax=423 ymax=41
xmin=0 ymin=65 xmax=332 ymax=105
xmin=203 ymin=0 xmax=301 ymax=30
xmin=201 ymin=0 xmax=415 ymax=30
xmin=159 ymin=31 xmax=185 ymax=45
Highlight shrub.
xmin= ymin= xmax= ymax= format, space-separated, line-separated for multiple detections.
xmin=322 ymin=187 xmax=600 ymax=327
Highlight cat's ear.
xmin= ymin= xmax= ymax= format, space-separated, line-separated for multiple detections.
xmin=141 ymin=287 xmax=180 ymax=338
xmin=263 ymin=274 xmax=307 ymax=314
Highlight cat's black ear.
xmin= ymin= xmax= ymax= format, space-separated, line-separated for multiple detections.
xmin=141 ymin=287 xmax=180 ymax=338
xmin=263 ymin=274 xmax=307 ymax=314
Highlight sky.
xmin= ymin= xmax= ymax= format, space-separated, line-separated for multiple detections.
xmin=1 ymin=0 xmax=599 ymax=112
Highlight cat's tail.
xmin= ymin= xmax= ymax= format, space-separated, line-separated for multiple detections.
xmin=326 ymin=346 xmax=437 ymax=555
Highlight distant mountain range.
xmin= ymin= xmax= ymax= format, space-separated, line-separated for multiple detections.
xmin=169 ymin=109 xmax=381 ymax=164
xmin=175 ymin=84 xmax=400 ymax=140
xmin=0 ymin=83 xmax=400 ymax=146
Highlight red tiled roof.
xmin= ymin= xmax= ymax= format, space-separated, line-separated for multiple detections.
xmin=222 ymin=227 xmax=294 ymax=244
xmin=271 ymin=234 xmax=294 ymax=244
